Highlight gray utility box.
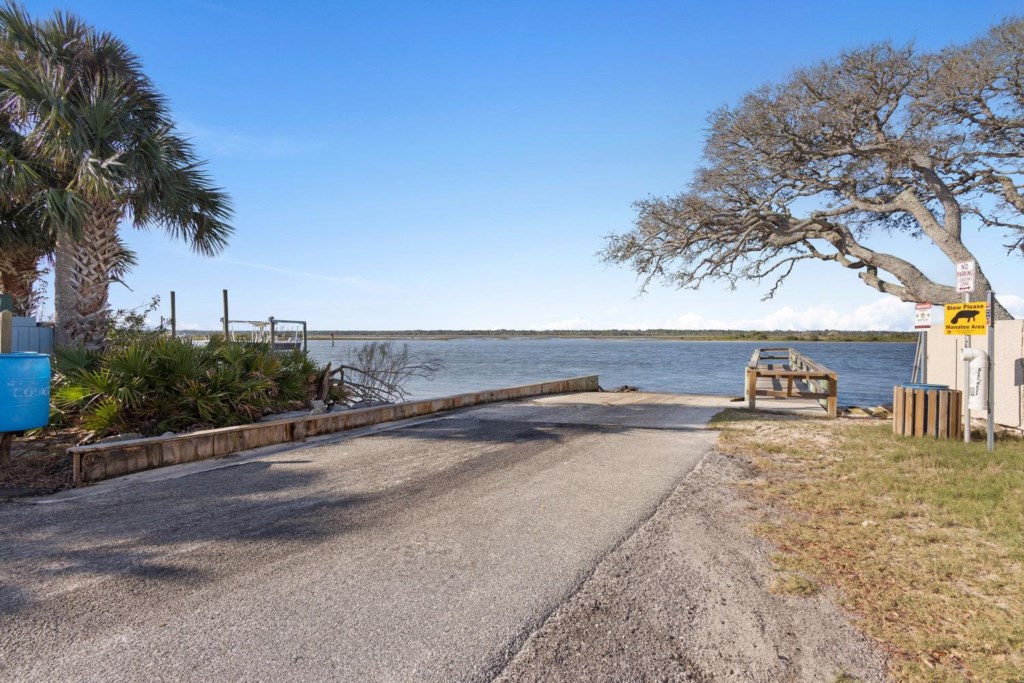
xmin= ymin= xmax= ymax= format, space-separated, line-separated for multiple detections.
xmin=10 ymin=317 xmax=54 ymax=355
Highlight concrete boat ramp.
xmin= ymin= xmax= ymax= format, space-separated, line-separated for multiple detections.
xmin=0 ymin=391 xmax=865 ymax=682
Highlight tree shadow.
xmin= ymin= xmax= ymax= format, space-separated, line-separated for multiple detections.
xmin=0 ymin=461 xmax=372 ymax=618
xmin=0 ymin=398 xmax=711 ymax=620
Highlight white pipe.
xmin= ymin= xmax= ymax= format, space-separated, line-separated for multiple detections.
xmin=961 ymin=348 xmax=989 ymax=412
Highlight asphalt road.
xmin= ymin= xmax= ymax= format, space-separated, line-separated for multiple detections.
xmin=0 ymin=393 xmax=722 ymax=682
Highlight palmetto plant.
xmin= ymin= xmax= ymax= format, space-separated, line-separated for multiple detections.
xmin=53 ymin=338 xmax=321 ymax=438
xmin=0 ymin=3 xmax=232 ymax=348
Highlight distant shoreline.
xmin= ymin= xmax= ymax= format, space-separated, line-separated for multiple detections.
xmin=178 ymin=330 xmax=917 ymax=343
xmin=303 ymin=331 xmax=917 ymax=343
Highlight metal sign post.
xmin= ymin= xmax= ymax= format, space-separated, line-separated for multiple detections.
xmin=963 ymin=295 xmax=971 ymax=444
xmin=913 ymin=303 xmax=931 ymax=383
xmin=987 ymin=290 xmax=995 ymax=452
xmin=956 ymin=261 xmax=975 ymax=444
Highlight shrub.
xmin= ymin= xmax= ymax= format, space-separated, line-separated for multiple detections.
xmin=106 ymin=295 xmax=165 ymax=350
xmin=52 ymin=337 xmax=322 ymax=438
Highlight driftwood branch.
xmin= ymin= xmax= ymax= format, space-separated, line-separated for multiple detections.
xmin=328 ymin=341 xmax=443 ymax=407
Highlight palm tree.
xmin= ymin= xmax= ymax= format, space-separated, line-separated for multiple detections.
xmin=0 ymin=3 xmax=232 ymax=349
xmin=0 ymin=203 xmax=48 ymax=316
xmin=0 ymin=111 xmax=58 ymax=316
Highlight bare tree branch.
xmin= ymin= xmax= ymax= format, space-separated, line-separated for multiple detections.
xmin=332 ymin=341 xmax=443 ymax=406
xmin=604 ymin=21 xmax=1023 ymax=320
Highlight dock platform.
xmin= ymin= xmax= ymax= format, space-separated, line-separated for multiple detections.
xmin=744 ymin=348 xmax=838 ymax=418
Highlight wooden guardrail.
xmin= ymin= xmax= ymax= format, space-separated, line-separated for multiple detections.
xmin=744 ymin=347 xmax=838 ymax=418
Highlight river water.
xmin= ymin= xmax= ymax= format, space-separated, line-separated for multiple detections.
xmin=308 ymin=338 xmax=916 ymax=408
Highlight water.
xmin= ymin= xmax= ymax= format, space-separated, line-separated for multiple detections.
xmin=308 ymin=338 xmax=917 ymax=407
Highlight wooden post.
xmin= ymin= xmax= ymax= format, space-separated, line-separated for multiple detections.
xmin=893 ymin=386 xmax=903 ymax=434
xmin=302 ymin=321 xmax=308 ymax=353
xmin=222 ymin=289 xmax=229 ymax=341
xmin=0 ymin=309 xmax=12 ymax=353
xmin=826 ymin=373 xmax=838 ymax=419
xmin=269 ymin=317 xmax=276 ymax=349
xmin=746 ymin=367 xmax=757 ymax=411
xmin=0 ymin=433 xmax=12 ymax=467
xmin=170 ymin=290 xmax=177 ymax=337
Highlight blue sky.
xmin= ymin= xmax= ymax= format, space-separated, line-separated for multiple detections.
xmin=26 ymin=0 xmax=1024 ymax=330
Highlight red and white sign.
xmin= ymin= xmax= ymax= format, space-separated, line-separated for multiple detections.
xmin=956 ymin=260 xmax=976 ymax=293
xmin=914 ymin=303 xmax=932 ymax=330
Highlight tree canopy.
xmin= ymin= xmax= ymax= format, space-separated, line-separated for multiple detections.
xmin=604 ymin=19 xmax=1023 ymax=320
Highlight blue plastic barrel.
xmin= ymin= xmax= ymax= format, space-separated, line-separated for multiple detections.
xmin=0 ymin=352 xmax=52 ymax=431
xmin=901 ymin=383 xmax=950 ymax=390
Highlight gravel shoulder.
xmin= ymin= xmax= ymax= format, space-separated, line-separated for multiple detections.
xmin=496 ymin=447 xmax=888 ymax=683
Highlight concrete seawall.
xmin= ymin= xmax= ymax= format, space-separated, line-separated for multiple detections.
xmin=68 ymin=375 xmax=600 ymax=485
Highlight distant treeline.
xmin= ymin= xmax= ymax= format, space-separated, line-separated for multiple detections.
xmin=301 ymin=329 xmax=917 ymax=342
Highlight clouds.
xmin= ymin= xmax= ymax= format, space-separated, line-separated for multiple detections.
xmin=1001 ymin=294 xmax=1024 ymax=318
xmin=664 ymin=297 xmax=916 ymax=331
xmin=532 ymin=298 xmax=922 ymax=331
xmin=536 ymin=317 xmax=591 ymax=330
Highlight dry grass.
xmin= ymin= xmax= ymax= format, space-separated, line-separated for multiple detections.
xmin=711 ymin=410 xmax=1024 ymax=682
xmin=770 ymin=571 xmax=820 ymax=597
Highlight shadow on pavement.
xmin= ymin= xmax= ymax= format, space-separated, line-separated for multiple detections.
xmin=0 ymin=399 xmax=707 ymax=618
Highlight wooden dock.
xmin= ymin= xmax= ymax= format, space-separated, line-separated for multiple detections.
xmin=745 ymin=348 xmax=838 ymax=418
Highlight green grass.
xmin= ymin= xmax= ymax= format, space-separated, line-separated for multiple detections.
xmin=713 ymin=410 xmax=1024 ymax=682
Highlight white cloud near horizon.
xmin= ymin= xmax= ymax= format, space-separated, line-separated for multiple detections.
xmin=664 ymin=297 xmax=916 ymax=331
xmin=535 ymin=297 xmax=920 ymax=331
xmin=1001 ymin=294 xmax=1024 ymax=318
xmin=537 ymin=317 xmax=591 ymax=330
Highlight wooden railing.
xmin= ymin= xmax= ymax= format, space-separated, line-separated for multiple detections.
xmin=744 ymin=347 xmax=838 ymax=418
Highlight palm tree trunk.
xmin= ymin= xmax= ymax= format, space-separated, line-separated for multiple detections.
xmin=0 ymin=246 xmax=45 ymax=317
xmin=54 ymin=203 xmax=123 ymax=351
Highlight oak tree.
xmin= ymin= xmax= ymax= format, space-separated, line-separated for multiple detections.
xmin=605 ymin=19 xmax=1023 ymax=319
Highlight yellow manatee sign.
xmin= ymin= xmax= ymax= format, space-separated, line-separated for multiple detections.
xmin=944 ymin=302 xmax=988 ymax=335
